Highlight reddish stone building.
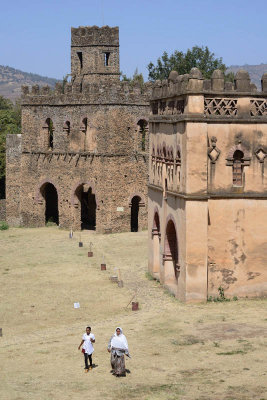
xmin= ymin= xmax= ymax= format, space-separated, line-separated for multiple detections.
xmin=6 ymin=26 xmax=151 ymax=233
xmin=148 ymin=68 xmax=267 ymax=302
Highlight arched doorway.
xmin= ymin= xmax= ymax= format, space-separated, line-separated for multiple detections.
xmin=164 ymin=218 xmax=179 ymax=292
xmin=152 ymin=212 xmax=161 ymax=276
xmin=131 ymin=196 xmax=141 ymax=232
xmin=75 ymin=185 xmax=96 ymax=230
xmin=40 ymin=183 xmax=59 ymax=225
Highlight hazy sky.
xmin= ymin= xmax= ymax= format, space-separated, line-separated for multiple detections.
xmin=0 ymin=0 xmax=266 ymax=80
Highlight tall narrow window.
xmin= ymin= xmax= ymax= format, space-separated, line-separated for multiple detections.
xmin=80 ymin=118 xmax=87 ymax=133
xmin=104 ymin=52 xmax=110 ymax=66
xmin=48 ymin=119 xmax=54 ymax=149
xmin=137 ymin=119 xmax=148 ymax=151
xmin=43 ymin=118 xmax=54 ymax=150
xmin=77 ymin=52 xmax=83 ymax=70
xmin=233 ymin=150 xmax=244 ymax=186
xmin=63 ymin=121 xmax=70 ymax=135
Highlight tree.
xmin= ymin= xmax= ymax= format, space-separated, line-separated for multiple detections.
xmin=0 ymin=96 xmax=21 ymax=198
xmin=121 ymin=68 xmax=144 ymax=89
xmin=147 ymin=46 xmax=227 ymax=81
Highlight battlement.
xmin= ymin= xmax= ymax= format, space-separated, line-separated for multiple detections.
xmin=151 ymin=69 xmax=267 ymax=100
xmin=20 ymin=80 xmax=152 ymax=106
xmin=71 ymin=25 xmax=119 ymax=47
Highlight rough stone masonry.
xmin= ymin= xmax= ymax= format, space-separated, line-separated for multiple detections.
xmin=6 ymin=26 xmax=151 ymax=233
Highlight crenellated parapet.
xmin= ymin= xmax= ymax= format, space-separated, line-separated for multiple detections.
xmin=150 ymin=68 xmax=267 ymax=119
xmin=151 ymin=68 xmax=267 ymax=100
xmin=21 ymin=80 xmax=152 ymax=106
xmin=71 ymin=25 xmax=119 ymax=47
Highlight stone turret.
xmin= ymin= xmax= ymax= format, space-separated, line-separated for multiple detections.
xmin=71 ymin=25 xmax=120 ymax=84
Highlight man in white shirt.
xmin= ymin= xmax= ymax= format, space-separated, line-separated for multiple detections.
xmin=78 ymin=326 xmax=95 ymax=372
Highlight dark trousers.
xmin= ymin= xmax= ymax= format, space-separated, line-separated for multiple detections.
xmin=84 ymin=353 xmax=92 ymax=369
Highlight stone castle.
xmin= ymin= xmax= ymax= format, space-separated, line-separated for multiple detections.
xmin=148 ymin=68 xmax=267 ymax=301
xmin=5 ymin=25 xmax=267 ymax=301
xmin=6 ymin=26 xmax=151 ymax=233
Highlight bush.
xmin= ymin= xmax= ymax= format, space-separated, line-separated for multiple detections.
xmin=207 ymin=286 xmax=234 ymax=302
xmin=0 ymin=221 xmax=9 ymax=230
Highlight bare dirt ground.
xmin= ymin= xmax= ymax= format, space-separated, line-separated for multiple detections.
xmin=0 ymin=227 xmax=266 ymax=400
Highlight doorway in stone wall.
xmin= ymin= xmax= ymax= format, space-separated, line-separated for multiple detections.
xmin=164 ymin=218 xmax=179 ymax=294
xmin=41 ymin=183 xmax=59 ymax=225
xmin=81 ymin=187 xmax=96 ymax=230
xmin=131 ymin=195 xmax=141 ymax=232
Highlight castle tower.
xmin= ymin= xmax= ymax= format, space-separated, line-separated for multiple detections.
xmin=71 ymin=26 xmax=120 ymax=83
xmin=6 ymin=25 xmax=150 ymax=234
xmin=148 ymin=68 xmax=267 ymax=302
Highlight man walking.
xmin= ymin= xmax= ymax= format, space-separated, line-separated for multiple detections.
xmin=78 ymin=326 xmax=95 ymax=372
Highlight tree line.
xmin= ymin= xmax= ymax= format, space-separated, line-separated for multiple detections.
xmin=0 ymin=96 xmax=21 ymax=198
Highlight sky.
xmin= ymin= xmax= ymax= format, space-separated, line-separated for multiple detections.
xmin=0 ymin=0 xmax=266 ymax=80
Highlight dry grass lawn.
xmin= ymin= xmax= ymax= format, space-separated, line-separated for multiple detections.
xmin=0 ymin=227 xmax=266 ymax=400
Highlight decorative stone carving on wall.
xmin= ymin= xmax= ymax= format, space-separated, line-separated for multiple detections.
xmin=250 ymin=99 xmax=267 ymax=116
xmin=150 ymin=99 xmax=184 ymax=116
xmin=255 ymin=147 xmax=266 ymax=163
xmin=151 ymin=143 xmax=179 ymax=189
xmin=208 ymin=136 xmax=221 ymax=163
xmin=204 ymin=98 xmax=238 ymax=116
xmin=255 ymin=147 xmax=266 ymax=182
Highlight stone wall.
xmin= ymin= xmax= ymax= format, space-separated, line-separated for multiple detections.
xmin=0 ymin=199 xmax=6 ymax=221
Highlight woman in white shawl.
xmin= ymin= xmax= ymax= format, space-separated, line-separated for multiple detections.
xmin=108 ymin=327 xmax=130 ymax=376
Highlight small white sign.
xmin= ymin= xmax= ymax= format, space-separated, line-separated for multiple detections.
xmin=74 ymin=302 xmax=80 ymax=309
xmin=117 ymin=207 xmax=124 ymax=212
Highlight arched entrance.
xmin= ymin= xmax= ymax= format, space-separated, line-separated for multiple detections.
xmin=40 ymin=183 xmax=59 ymax=225
xmin=164 ymin=218 xmax=179 ymax=293
xmin=131 ymin=196 xmax=141 ymax=232
xmin=152 ymin=212 xmax=161 ymax=276
xmin=75 ymin=185 xmax=96 ymax=230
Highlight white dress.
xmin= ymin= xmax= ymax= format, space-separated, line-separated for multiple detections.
xmin=82 ymin=333 xmax=95 ymax=355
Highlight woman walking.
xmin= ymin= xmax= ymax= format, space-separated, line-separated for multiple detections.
xmin=78 ymin=326 xmax=95 ymax=372
xmin=108 ymin=327 xmax=130 ymax=377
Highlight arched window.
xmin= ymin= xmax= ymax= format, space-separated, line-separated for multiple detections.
xmin=152 ymin=211 xmax=161 ymax=275
xmin=233 ymin=150 xmax=244 ymax=186
xmin=137 ymin=119 xmax=148 ymax=151
xmin=80 ymin=118 xmax=87 ymax=133
xmin=175 ymin=148 xmax=181 ymax=185
xmin=63 ymin=121 xmax=70 ymax=135
xmin=43 ymin=118 xmax=54 ymax=150
xmin=163 ymin=218 xmax=179 ymax=291
xmin=163 ymin=145 xmax=167 ymax=159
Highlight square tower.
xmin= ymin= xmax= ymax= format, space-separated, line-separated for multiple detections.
xmin=148 ymin=68 xmax=267 ymax=302
xmin=71 ymin=25 xmax=120 ymax=83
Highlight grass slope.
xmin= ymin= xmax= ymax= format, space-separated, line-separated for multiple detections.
xmin=0 ymin=227 xmax=266 ymax=400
